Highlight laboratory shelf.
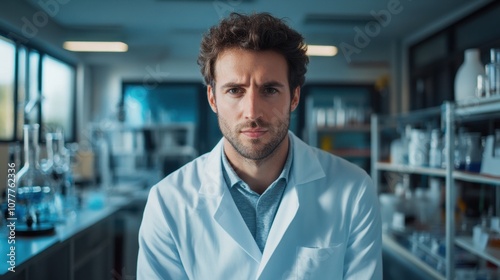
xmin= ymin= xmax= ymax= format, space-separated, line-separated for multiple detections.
xmin=316 ymin=125 xmax=371 ymax=133
xmin=455 ymin=236 xmax=500 ymax=267
xmin=377 ymin=106 xmax=442 ymax=125
xmin=453 ymin=171 xmax=500 ymax=186
xmin=455 ymin=95 xmax=500 ymax=117
xmin=383 ymin=233 xmax=445 ymax=280
xmin=376 ymin=163 xmax=500 ymax=186
xmin=372 ymin=101 xmax=500 ymax=279
xmin=376 ymin=162 xmax=447 ymax=177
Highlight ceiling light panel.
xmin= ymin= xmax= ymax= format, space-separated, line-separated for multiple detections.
xmin=63 ymin=41 xmax=128 ymax=52
xmin=306 ymin=45 xmax=338 ymax=56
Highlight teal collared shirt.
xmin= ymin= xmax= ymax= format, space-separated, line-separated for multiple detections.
xmin=221 ymin=135 xmax=293 ymax=252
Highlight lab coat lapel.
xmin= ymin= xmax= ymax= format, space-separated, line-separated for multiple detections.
xmin=213 ymin=192 xmax=262 ymax=263
xmin=200 ymin=139 xmax=262 ymax=263
xmin=257 ymin=133 xmax=326 ymax=277
xmin=257 ymin=182 xmax=299 ymax=277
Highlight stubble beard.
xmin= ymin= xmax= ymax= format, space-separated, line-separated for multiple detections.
xmin=217 ymin=110 xmax=290 ymax=162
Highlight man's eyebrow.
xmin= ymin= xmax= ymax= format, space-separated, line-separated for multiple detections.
xmin=220 ymin=82 xmax=244 ymax=89
xmin=219 ymin=81 xmax=286 ymax=88
xmin=262 ymin=81 xmax=286 ymax=88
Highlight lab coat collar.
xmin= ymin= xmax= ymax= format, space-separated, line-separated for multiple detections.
xmin=288 ymin=131 xmax=326 ymax=185
xmin=202 ymin=131 xmax=325 ymax=188
xmin=199 ymin=132 xmax=326 ymax=271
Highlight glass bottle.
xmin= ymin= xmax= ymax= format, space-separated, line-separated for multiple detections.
xmin=334 ymin=97 xmax=345 ymax=127
xmin=486 ymin=48 xmax=500 ymax=96
xmin=402 ymin=125 xmax=412 ymax=164
xmin=454 ymin=49 xmax=485 ymax=102
xmin=393 ymin=174 xmax=416 ymax=230
xmin=429 ymin=129 xmax=442 ymax=168
xmin=390 ymin=137 xmax=404 ymax=164
xmin=464 ymin=132 xmax=483 ymax=173
xmin=454 ymin=129 xmax=468 ymax=170
xmin=475 ymin=74 xmax=488 ymax=98
xmin=45 ymin=130 xmax=74 ymax=218
xmin=16 ymin=124 xmax=57 ymax=229
xmin=95 ymin=130 xmax=111 ymax=190
xmin=391 ymin=124 xmax=411 ymax=165
xmin=46 ymin=131 xmax=67 ymax=190
xmin=409 ymin=129 xmax=429 ymax=167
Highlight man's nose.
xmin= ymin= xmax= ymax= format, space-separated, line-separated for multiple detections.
xmin=243 ymin=89 xmax=263 ymax=120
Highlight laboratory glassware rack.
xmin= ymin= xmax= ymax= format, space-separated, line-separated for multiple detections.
xmin=371 ymin=96 xmax=500 ymax=280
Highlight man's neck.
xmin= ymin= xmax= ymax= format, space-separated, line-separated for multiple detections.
xmin=224 ymin=137 xmax=289 ymax=194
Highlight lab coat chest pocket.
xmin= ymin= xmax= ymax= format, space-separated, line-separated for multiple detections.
xmin=289 ymin=243 xmax=344 ymax=280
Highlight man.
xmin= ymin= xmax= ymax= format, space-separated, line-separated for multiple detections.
xmin=137 ymin=12 xmax=382 ymax=280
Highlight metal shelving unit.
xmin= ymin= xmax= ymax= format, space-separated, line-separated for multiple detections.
xmin=316 ymin=125 xmax=371 ymax=133
xmin=453 ymin=171 xmax=500 ymax=185
xmin=372 ymin=100 xmax=500 ymax=280
xmin=376 ymin=163 xmax=500 ymax=186
xmin=376 ymin=162 xmax=447 ymax=177
xmin=455 ymin=237 xmax=500 ymax=267
xmin=382 ymin=233 xmax=446 ymax=280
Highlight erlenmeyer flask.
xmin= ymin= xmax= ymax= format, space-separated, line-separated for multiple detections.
xmin=16 ymin=124 xmax=56 ymax=235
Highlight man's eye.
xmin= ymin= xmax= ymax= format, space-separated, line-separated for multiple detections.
xmin=264 ymin=88 xmax=278 ymax=95
xmin=227 ymin=88 xmax=242 ymax=94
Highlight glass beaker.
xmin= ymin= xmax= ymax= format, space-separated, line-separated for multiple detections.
xmin=454 ymin=129 xmax=468 ymax=170
xmin=429 ymin=129 xmax=442 ymax=168
xmin=16 ymin=124 xmax=57 ymax=232
xmin=475 ymin=74 xmax=488 ymax=98
xmin=486 ymin=48 xmax=500 ymax=96
xmin=46 ymin=131 xmax=69 ymax=191
xmin=464 ymin=132 xmax=483 ymax=173
xmin=45 ymin=130 xmax=75 ymax=218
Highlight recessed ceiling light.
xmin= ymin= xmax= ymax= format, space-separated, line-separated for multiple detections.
xmin=306 ymin=45 xmax=338 ymax=56
xmin=63 ymin=41 xmax=128 ymax=52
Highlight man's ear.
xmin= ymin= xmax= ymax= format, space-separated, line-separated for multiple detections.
xmin=207 ymin=85 xmax=217 ymax=113
xmin=291 ymin=86 xmax=300 ymax=112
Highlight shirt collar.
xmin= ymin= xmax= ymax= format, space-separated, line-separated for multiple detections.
xmin=221 ymin=134 xmax=294 ymax=189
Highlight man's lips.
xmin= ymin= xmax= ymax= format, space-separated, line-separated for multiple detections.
xmin=241 ymin=129 xmax=267 ymax=138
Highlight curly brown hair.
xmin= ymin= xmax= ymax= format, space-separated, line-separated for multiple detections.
xmin=197 ymin=12 xmax=309 ymax=92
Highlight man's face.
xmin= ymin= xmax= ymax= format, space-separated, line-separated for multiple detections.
xmin=207 ymin=48 xmax=300 ymax=161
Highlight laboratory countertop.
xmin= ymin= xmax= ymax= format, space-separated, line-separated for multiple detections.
xmin=0 ymin=188 xmax=150 ymax=277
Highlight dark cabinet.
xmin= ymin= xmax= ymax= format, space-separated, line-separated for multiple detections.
xmin=0 ymin=214 xmax=116 ymax=280
xmin=409 ymin=1 xmax=500 ymax=110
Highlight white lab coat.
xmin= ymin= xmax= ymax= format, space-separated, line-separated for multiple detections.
xmin=137 ymin=132 xmax=382 ymax=280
